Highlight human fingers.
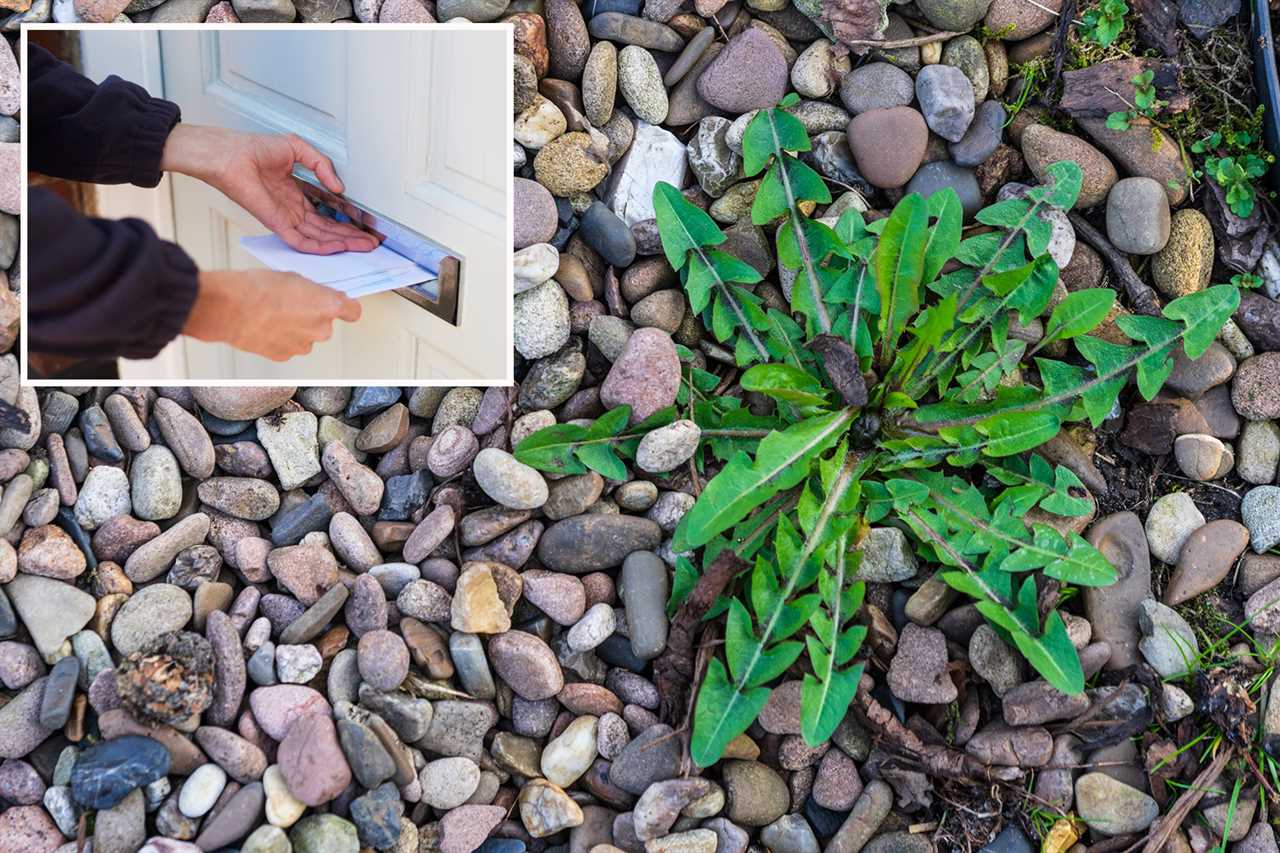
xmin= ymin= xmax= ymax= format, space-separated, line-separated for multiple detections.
xmin=287 ymin=133 xmax=344 ymax=194
xmin=302 ymin=210 xmax=379 ymax=251
xmin=334 ymin=294 xmax=361 ymax=323
xmin=284 ymin=222 xmax=351 ymax=255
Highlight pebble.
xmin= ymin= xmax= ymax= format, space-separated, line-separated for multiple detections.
xmin=513 ymin=243 xmax=559 ymax=295
xmin=519 ymin=778 xmax=584 ymax=837
xmin=275 ymin=644 xmax=322 ymax=683
xmin=621 ymin=550 xmax=669 ymax=659
xmin=618 ymin=45 xmax=667 ymax=125
xmin=264 ymin=764 xmax=305 ymax=828
xmin=488 ymin=630 xmax=564 ymax=699
xmin=0 ymin=677 xmax=55 ymax=760
xmin=839 ymin=61 xmax=913 ymax=114
xmin=513 ymin=280 xmax=571 ymax=360
xmin=420 ymin=756 xmax=481 ymax=809
xmin=969 ymin=624 xmax=1021 ymax=696
xmin=540 ymin=714 xmax=598 ymax=787
xmin=539 ymin=514 xmax=663 ymax=572
xmin=847 ymin=107 xmax=927 ymax=189
xmin=357 ymin=629 xmax=410 ymax=691
xmin=906 ymin=161 xmax=982 ymax=219
xmin=1234 ymin=353 xmax=1280 ymax=420
xmin=438 ymin=805 xmax=506 ymax=853
xmin=74 ymin=465 xmax=131 ymax=530
xmin=515 ymin=177 xmax=559 ymax=249
xmin=1174 ymin=433 xmax=1231 ymax=480
xmin=1244 ymin=486 xmax=1280 ymax=553
xmin=915 ymin=64 xmax=975 ymax=142
xmin=473 ymin=448 xmax=548 ymax=510
xmin=582 ymin=41 xmax=618 ymax=127
xmin=888 ymin=623 xmax=956 ymax=703
xmin=533 ymin=132 xmax=609 ymax=197
xmin=636 ymin=419 xmax=700 ymax=473
xmin=37 ymin=655 xmax=77 ymax=728
xmin=72 ymin=735 xmax=171 ymax=809
xmin=586 ymin=12 xmax=683 ymax=52
xmin=1144 ymin=492 xmax=1206 ymax=564
xmin=257 ymin=412 xmax=321 ymax=491
xmin=580 ymin=201 xmax=637 ymax=268
xmin=1106 ymin=177 xmax=1172 ymax=254
xmin=289 ymin=814 xmax=359 ymax=853
xmin=609 ymin=723 xmax=681 ymax=794
xmin=131 ymin=446 xmax=184 ymax=521
xmin=1021 ymin=125 xmax=1117 ymax=208
xmin=722 ymin=760 xmax=789 ymax=827
xmin=1138 ymin=599 xmax=1199 ymax=678
xmin=111 ymin=584 xmax=192 ymax=656
xmin=696 ymin=29 xmax=787 ymax=113
xmin=1075 ymin=772 xmax=1159 ymax=835
xmin=4 ymin=574 xmax=95 ymax=658
xmin=1153 ymin=208 xmax=1214 ymax=298
xmin=1249 ymin=572 xmax=1280 ymax=638
xmin=178 ymin=763 xmax=227 ymax=818
xmin=17 ymin=524 xmax=86 ymax=580
xmin=1164 ymin=519 xmax=1249 ymax=605
xmin=278 ymin=713 xmax=352 ymax=807
xmin=568 ymin=602 xmax=616 ymax=651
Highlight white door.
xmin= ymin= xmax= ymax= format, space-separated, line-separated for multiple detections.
xmin=127 ymin=27 xmax=510 ymax=382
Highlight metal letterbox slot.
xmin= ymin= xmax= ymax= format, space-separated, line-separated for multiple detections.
xmin=291 ymin=172 xmax=462 ymax=326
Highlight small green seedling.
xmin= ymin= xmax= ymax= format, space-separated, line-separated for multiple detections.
xmin=1080 ymin=0 xmax=1128 ymax=47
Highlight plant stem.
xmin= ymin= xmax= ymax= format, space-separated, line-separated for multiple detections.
xmin=766 ymin=111 xmax=832 ymax=335
xmin=911 ymin=328 xmax=1180 ymax=429
xmin=697 ymin=452 xmax=860 ymax=752
xmin=908 ymin=199 xmax=1047 ymax=397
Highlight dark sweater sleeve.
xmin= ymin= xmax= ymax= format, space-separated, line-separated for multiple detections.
xmin=28 ymin=43 xmax=181 ymax=187
xmin=29 ymin=188 xmax=199 ymax=360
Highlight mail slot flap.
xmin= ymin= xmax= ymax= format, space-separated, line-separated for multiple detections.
xmin=292 ymin=170 xmax=462 ymax=326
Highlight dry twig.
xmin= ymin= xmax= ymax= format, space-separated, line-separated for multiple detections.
xmin=842 ymin=30 xmax=960 ymax=48
xmin=1067 ymin=212 xmax=1164 ymax=317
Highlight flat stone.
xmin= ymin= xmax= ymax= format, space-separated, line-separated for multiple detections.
xmin=538 ymin=514 xmax=663 ymax=573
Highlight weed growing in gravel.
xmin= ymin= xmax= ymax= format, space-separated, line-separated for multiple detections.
xmin=1079 ymin=0 xmax=1129 ymax=48
xmin=1107 ymin=69 xmax=1168 ymax=132
xmin=515 ymin=97 xmax=1243 ymax=767
xmin=1192 ymin=120 xmax=1274 ymax=218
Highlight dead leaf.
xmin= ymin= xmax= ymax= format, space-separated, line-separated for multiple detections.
xmin=822 ymin=0 xmax=889 ymax=52
xmin=806 ymin=334 xmax=868 ymax=406
xmin=654 ymin=550 xmax=745 ymax=724
xmin=1203 ymin=181 xmax=1275 ymax=273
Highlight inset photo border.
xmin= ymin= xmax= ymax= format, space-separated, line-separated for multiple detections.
xmin=21 ymin=23 xmax=514 ymax=387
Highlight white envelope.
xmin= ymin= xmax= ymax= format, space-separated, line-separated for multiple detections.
xmin=239 ymin=234 xmax=438 ymax=297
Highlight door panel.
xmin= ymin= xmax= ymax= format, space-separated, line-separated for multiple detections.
xmin=204 ymin=31 xmax=350 ymax=157
xmin=155 ymin=28 xmax=511 ymax=382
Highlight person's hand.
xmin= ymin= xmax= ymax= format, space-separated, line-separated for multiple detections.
xmin=182 ymin=270 xmax=362 ymax=361
xmin=161 ymin=124 xmax=379 ymax=255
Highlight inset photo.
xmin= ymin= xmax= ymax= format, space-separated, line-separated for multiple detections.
xmin=22 ymin=25 xmax=511 ymax=384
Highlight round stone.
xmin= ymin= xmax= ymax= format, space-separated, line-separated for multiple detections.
xmin=472 ymin=448 xmax=548 ymax=510
xmin=695 ymin=29 xmax=788 ymax=114
xmin=514 ymin=177 xmax=558 ymax=249
xmin=1106 ymin=177 xmax=1171 ymax=255
xmin=617 ymin=45 xmax=667 ymax=125
xmin=513 ymin=280 xmax=570 ymax=360
xmin=838 ymin=62 xmax=913 ymax=115
xmin=847 ymin=107 xmax=928 ymax=189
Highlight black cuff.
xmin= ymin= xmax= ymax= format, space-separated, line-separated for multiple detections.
xmin=128 ymin=89 xmax=181 ymax=188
